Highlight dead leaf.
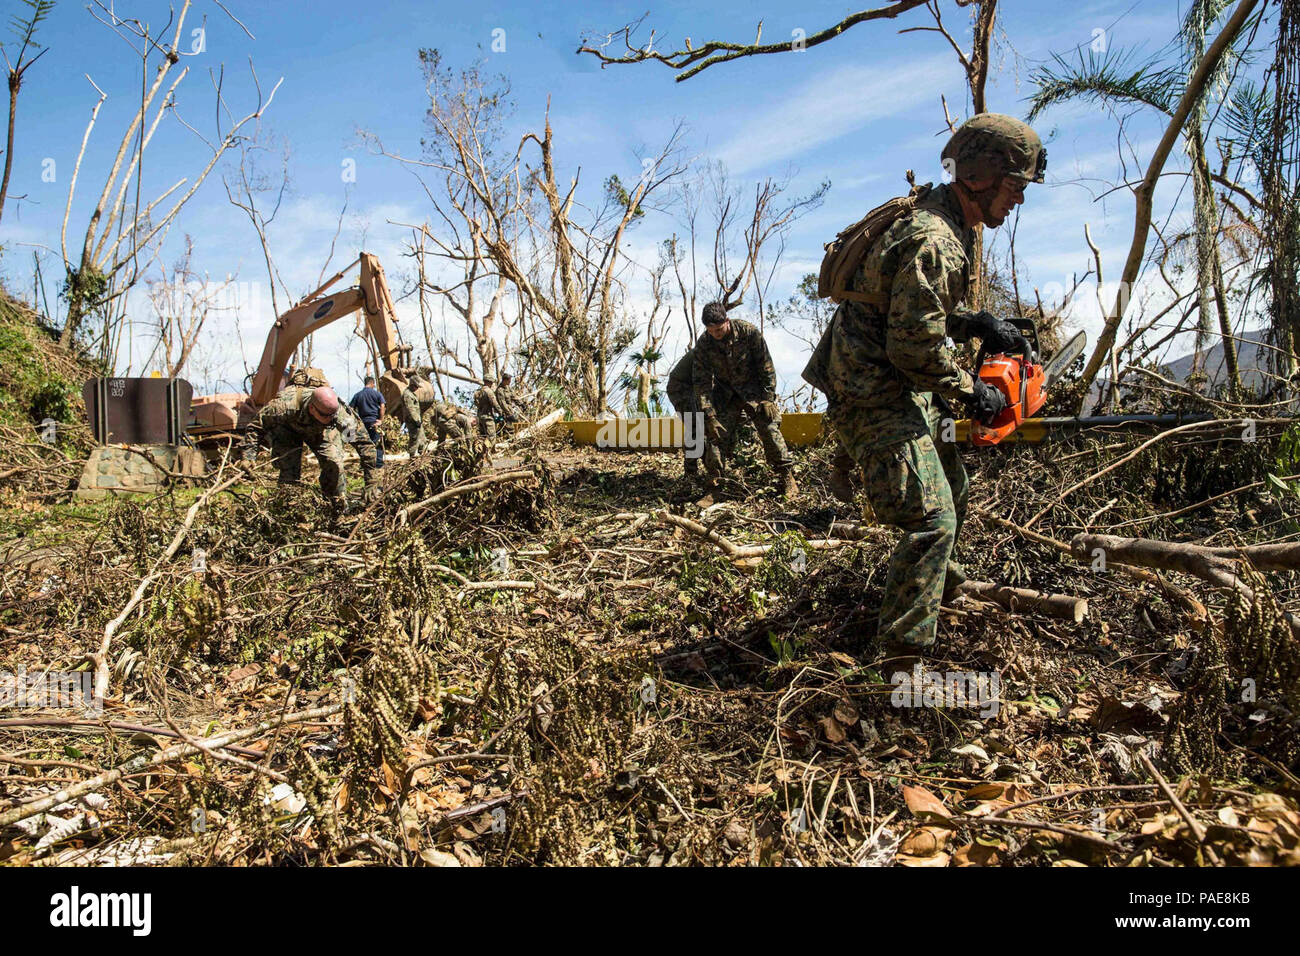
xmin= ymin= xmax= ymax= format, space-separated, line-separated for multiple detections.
xmin=419 ymin=848 xmax=460 ymax=867
xmin=896 ymin=850 xmax=950 ymax=867
xmin=1250 ymin=793 xmax=1291 ymax=818
xmin=902 ymin=785 xmax=951 ymax=821
xmin=952 ymin=842 xmax=1001 ymax=866
xmin=951 ymin=743 xmax=990 ymax=762
xmin=532 ymin=682 xmax=554 ymax=731
xmin=225 ymin=663 xmax=262 ymax=686
xmin=820 ymin=716 xmax=846 ymax=743
xmin=963 ymin=782 xmax=1007 ymax=802
xmin=900 ymin=826 xmax=951 ymax=857
xmin=833 ymin=699 xmax=859 ymax=725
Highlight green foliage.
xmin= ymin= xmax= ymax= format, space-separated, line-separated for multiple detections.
xmin=29 ymin=377 xmax=77 ymax=424
xmin=1278 ymin=422 xmax=1300 ymax=478
xmin=4 ymin=0 xmax=54 ymax=65
xmin=675 ymin=551 xmax=740 ymax=628
xmin=0 ymin=297 xmax=85 ymax=433
xmin=59 ymin=266 xmax=107 ymax=316
xmin=752 ymin=531 xmax=810 ymax=596
xmin=604 ymin=173 xmax=645 ymax=220
xmin=1028 ymin=47 xmax=1180 ymax=122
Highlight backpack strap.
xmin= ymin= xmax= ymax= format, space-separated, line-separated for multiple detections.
xmin=831 ymin=289 xmax=890 ymax=309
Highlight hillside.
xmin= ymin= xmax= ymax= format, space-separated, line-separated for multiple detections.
xmin=0 ymin=291 xmax=99 ymax=496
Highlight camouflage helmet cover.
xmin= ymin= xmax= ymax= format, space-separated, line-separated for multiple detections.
xmin=701 ymin=301 xmax=728 ymax=326
xmin=942 ymin=113 xmax=1046 ymax=185
xmin=481 ymin=374 xmax=497 ymax=386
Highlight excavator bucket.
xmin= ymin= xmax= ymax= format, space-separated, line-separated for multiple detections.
xmin=378 ymin=371 xmax=409 ymax=411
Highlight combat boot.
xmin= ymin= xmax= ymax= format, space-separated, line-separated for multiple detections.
xmin=942 ymin=560 xmax=968 ymax=603
xmin=778 ymin=470 xmax=799 ymax=499
xmin=828 ymin=452 xmax=855 ymax=504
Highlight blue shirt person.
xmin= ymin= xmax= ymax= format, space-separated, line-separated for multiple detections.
xmin=349 ymin=376 xmax=387 ymax=465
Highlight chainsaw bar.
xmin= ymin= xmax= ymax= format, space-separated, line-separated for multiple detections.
xmin=1042 ymin=331 xmax=1087 ymax=386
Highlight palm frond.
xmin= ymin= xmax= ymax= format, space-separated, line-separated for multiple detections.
xmin=1220 ymin=80 xmax=1273 ymax=171
xmin=1027 ymin=48 xmax=1181 ymax=122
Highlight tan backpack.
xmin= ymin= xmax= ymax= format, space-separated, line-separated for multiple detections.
xmin=817 ymin=178 xmax=931 ymax=307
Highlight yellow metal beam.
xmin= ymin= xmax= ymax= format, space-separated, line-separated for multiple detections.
xmin=557 ymin=412 xmax=1049 ymax=448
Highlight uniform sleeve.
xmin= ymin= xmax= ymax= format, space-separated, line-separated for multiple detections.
xmin=244 ymin=396 xmax=289 ymax=450
xmin=692 ymin=344 xmax=716 ymax=416
xmin=884 ymin=235 xmax=975 ymax=400
xmin=751 ymin=328 xmax=777 ymax=400
xmin=340 ymin=406 xmax=377 ymax=472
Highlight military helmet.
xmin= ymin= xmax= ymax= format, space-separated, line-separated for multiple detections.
xmin=942 ymin=113 xmax=1046 ymax=185
xmin=482 ymin=374 xmax=497 ymax=386
xmin=701 ymin=301 xmax=728 ymax=326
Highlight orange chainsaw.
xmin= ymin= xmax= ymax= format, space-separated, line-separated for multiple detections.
xmin=970 ymin=319 xmax=1087 ymax=446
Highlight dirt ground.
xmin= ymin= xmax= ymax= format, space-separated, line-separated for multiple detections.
xmin=2 ymin=418 xmax=1299 ymax=866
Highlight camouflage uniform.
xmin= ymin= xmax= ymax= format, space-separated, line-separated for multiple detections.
xmin=390 ymin=386 xmax=423 ymax=453
xmin=811 ymin=183 xmax=981 ymax=648
xmin=691 ymin=318 xmax=793 ymax=482
xmin=424 ymin=400 xmax=474 ymax=445
xmin=243 ymin=386 xmax=378 ymax=500
xmin=806 ymin=114 xmax=1044 ymax=647
xmin=496 ymin=383 xmax=525 ymax=422
xmin=666 ymin=348 xmax=720 ymax=477
xmin=474 ymin=382 xmax=512 ymax=438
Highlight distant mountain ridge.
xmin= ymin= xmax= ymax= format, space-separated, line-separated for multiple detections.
xmin=1159 ymin=329 xmax=1278 ymax=392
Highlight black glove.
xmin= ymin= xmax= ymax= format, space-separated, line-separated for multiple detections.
xmin=968 ymin=380 xmax=1008 ymax=426
xmin=965 ymin=312 xmax=1032 ymax=357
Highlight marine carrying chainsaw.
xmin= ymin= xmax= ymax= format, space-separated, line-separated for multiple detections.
xmin=970 ymin=318 xmax=1088 ymax=446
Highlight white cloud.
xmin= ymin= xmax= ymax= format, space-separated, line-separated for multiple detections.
xmin=709 ymin=55 xmax=956 ymax=175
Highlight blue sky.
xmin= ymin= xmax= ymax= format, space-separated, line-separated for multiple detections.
xmin=0 ymin=0 xmax=1248 ymax=403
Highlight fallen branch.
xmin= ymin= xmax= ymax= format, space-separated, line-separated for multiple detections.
xmin=659 ymin=510 xmax=851 ymax=561
xmin=0 ymin=704 xmax=341 ymax=829
xmin=976 ymin=509 xmax=1208 ymax=624
xmin=494 ymin=409 xmax=565 ymax=449
xmin=91 ymin=471 xmax=243 ymax=702
xmin=956 ymin=581 xmax=1089 ymax=624
xmin=0 ymin=717 xmax=268 ymax=759
xmin=1071 ymin=532 xmax=1300 ymax=635
xmin=1137 ymin=751 xmax=1221 ymax=865
xmin=397 ymin=469 xmax=535 ymax=525
xmin=1025 ymin=419 xmax=1251 ymax=529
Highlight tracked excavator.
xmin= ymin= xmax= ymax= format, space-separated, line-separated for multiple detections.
xmin=188 ymin=252 xmax=435 ymax=440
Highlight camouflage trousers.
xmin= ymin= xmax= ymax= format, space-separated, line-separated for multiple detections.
xmin=829 ymin=399 xmax=968 ymax=648
xmin=268 ymin=426 xmax=351 ymax=500
xmin=708 ymin=397 xmax=793 ymax=478
xmin=426 ymin=409 xmax=472 ymax=445
xmin=668 ymin=392 xmax=713 ymax=476
xmin=477 ymin=414 xmax=497 ymax=439
xmin=398 ymin=390 xmax=425 ymax=453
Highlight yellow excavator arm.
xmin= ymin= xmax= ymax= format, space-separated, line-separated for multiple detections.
xmin=247 ymin=252 xmax=411 ymax=407
xmin=190 ymin=252 xmax=414 ymax=434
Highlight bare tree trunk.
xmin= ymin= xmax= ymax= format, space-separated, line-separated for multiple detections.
xmin=0 ymin=77 xmax=19 ymax=224
xmin=1075 ymin=0 xmax=1260 ymax=407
